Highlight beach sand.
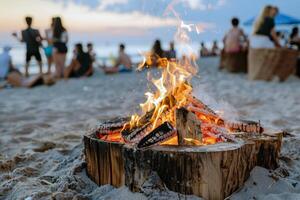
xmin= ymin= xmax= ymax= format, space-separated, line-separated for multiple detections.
xmin=0 ymin=57 xmax=300 ymax=200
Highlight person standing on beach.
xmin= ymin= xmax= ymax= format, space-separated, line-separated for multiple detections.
xmin=53 ymin=17 xmax=68 ymax=78
xmin=44 ymin=18 xmax=55 ymax=74
xmin=12 ymin=16 xmax=43 ymax=77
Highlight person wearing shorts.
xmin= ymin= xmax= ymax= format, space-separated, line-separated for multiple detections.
xmin=52 ymin=17 xmax=68 ymax=78
xmin=13 ymin=16 xmax=43 ymax=77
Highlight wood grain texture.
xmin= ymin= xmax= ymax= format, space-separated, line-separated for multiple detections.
xmin=220 ymin=50 xmax=248 ymax=73
xmin=248 ymin=48 xmax=298 ymax=81
xmin=84 ymin=131 xmax=282 ymax=200
xmin=176 ymin=107 xmax=202 ymax=145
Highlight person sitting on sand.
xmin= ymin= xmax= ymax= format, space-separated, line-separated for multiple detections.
xmin=211 ymin=40 xmax=220 ymax=56
xmin=200 ymin=42 xmax=210 ymax=57
xmin=289 ymin=27 xmax=300 ymax=50
xmin=166 ymin=41 xmax=176 ymax=60
xmin=148 ymin=39 xmax=166 ymax=67
xmin=0 ymin=46 xmax=18 ymax=80
xmin=102 ymin=44 xmax=132 ymax=74
xmin=87 ymin=43 xmax=96 ymax=63
xmin=64 ymin=43 xmax=93 ymax=78
xmin=0 ymin=46 xmax=55 ymax=88
xmin=223 ymin=18 xmax=247 ymax=53
xmin=250 ymin=5 xmax=281 ymax=48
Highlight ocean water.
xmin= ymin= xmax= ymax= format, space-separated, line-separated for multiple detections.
xmin=7 ymin=42 xmax=201 ymax=74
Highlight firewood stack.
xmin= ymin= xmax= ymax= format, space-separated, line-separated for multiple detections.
xmin=96 ymin=93 xmax=264 ymax=149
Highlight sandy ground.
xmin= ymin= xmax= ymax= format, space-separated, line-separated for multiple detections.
xmin=0 ymin=57 xmax=300 ymax=200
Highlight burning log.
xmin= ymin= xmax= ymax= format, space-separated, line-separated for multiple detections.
xmin=201 ymin=123 xmax=238 ymax=143
xmin=176 ymin=107 xmax=202 ymax=145
xmin=187 ymin=104 xmax=264 ymax=134
xmin=225 ymin=120 xmax=264 ymax=134
xmin=97 ymin=117 xmax=129 ymax=134
xmin=187 ymin=95 xmax=217 ymax=115
xmin=137 ymin=122 xmax=176 ymax=149
xmin=187 ymin=105 xmax=224 ymax=125
xmin=122 ymin=122 xmax=152 ymax=143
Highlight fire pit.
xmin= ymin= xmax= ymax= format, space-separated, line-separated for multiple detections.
xmin=84 ymin=58 xmax=282 ymax=199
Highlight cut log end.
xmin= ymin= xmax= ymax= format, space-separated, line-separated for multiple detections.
xmin=84 ymin=130 xmax=282 ymax=200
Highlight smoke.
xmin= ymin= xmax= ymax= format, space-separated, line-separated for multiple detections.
xmin=192 ymin=85 xmax=240 ymax=121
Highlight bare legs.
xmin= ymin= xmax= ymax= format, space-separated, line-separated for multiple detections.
xmin=46 ymin=56 xmax=53 ymax=74
xmin=53 ymin=52 xmax=66 ymax=78
xmin=25 ymin=62 xmax=30 ymax=77
xmin=25 ymin=60 xmax=43 ymax=77
xmin=64 ymin=59 xmax=79 ymax=79
xmin=38 ymin=61 xmax=43 ymax=74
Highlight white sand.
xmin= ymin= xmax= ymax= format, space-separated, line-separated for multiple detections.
xmin=0 ymin=57 xmax=299 ymax=199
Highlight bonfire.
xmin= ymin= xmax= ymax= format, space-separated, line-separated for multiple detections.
xmin=84 ymin=10 xmax=282 ymax=200
xmin=96 ymin=55 xmax=263 ymax=148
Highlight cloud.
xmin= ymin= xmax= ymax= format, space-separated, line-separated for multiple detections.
xmin=98 ymin=0 xmax=128 ymax=10
xmin=0 ymin=0 xmax=177 ymax=36
xmin=183 ymin=0 xmax=227 ymax=10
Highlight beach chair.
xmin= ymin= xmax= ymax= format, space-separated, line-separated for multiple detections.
xmin=248 ymin=48 xmax=298 ymax=81
xmin=220 ymin=50 xmax=247 ymax=73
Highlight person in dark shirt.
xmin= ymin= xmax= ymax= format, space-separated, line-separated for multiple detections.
xmin=12 ymin=16 xmax=43 ymax=77
xmin=166 ymin=41 xmax=176 ymax=60
xmin=64 ymin=43 xmax=93 ymax=78
xmin=149 ymin=39 xmax=165 ymax=67
xmin=251 ymin=5 xmax=281 ymax=48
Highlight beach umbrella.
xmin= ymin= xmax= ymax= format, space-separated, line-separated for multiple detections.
xmin=243 ymin=13 xmax=300 ymax=26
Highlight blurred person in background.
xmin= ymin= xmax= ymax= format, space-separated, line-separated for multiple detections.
xmin=276 ymin=31 xmax=286 ymax=47
xmin=102 ymin=43 xmax=132 ymax=74
xmin=211 ymin=40 xmax=220 ymax=56
xmin=0 ymin=46 xmax=55 ymax=88
xmin=64 ymin=43 xmax=93 ymax=78
xmin=44 ymin=17 xmax=55 ymax=74
xmin=87 ymin=43 xmax=96 ymax=63
xmin=0 ymin=46 xmax=19 ymax=80
xmin=147 ymin=39 xmax=165 ymax=67
xmin=250 ymin=5 xmax=281 ymax=48
xmin=223 ymin=17 xmax=247 ymax=53
xmin=289 ymin=27 xmax=300 ymax=50
xmin=12 ymin=16 xmax=43 ymax=77
xmin=166 ymin=41 xmax=176 ymax=60
xmin=53 ymin=17 xmax=68 ymax=78
xmin=200 ymin=42 xmax=210 ymax=57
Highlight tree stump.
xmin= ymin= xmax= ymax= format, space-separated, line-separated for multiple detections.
xmin=220 ymin=50 xmax=248 ymax=73
xmin=248 ymin=48 xmax=298 ymax=81
xmin=84 ymin=130 xmax=282 ymax=200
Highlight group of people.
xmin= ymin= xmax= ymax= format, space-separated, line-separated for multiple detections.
xmin=12 ymin=16 xmax=69 ymax=77
xmin=200 ymin=41 xmax=220 ymax=57
xmin=0 ymin=16 xmax=99 ymax=87
xmin=223 ymin=5 xmax=300 ymax=52
xmin=1 ymin=7 xmax=299 ymax=87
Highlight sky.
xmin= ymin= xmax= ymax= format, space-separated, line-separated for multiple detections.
xmin=0 ymin=0 xmax=300 ymax=46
